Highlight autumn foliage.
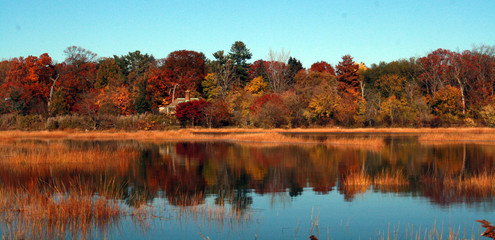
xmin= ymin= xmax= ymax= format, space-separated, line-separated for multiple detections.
xmin=1 ymin=43 xmax=495 ymax=129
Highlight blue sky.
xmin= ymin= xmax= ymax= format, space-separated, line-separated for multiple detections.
xmin=1 ymin=0 xmax=494 ymax=67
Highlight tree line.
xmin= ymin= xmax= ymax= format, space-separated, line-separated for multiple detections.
xmin=1 ymin=42 xmax=495 ymax=129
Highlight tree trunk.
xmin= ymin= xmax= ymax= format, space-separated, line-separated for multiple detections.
xmin=48 ymin=75 xmax=60 ymax=109
xmin=456 ymin=77 xmax=466 ymax=115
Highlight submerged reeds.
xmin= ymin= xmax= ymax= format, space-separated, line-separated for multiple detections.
xmin=373 ymin=170 xmax=409 ymax=192
xmin=0 ymin=182 xmax=124 ymax=240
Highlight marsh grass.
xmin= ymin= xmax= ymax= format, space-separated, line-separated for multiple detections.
xmin=2 ymin=128 xmax=494 ymax=145
xmin=419 ymin=133 xmax=495 ymax=145
xmin=0 ymin=183 xmax=124 ymax=240
xmin=443 ymin=172 xmax=495 ymax=197
xmin=340 ymin=172 xmax=372 ymax=198
xmin=0 ymin=140 xmax=136 ymax=176
xmin=377 ymin=223 xmax=476 ymax=240
xmin=373 ymin=170 xmax=409 ymax=191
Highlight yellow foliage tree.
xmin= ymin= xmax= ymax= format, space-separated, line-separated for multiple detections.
xmin=307 ymin=92 xmax=341 ymax=123
xmin=378 ymin=95 xmax=415 ymax=126
xmin=244 ymin=76 xmax=267 ymax=96
xmin=201 ymin=73 xmax=219 ymax=100
xmin=430 ymin=85 xmax=463 ymax=124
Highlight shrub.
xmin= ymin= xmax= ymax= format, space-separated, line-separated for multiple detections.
xmin=16 ymin=115 xmax=45 ymax=130
xmin=46 ymin=115 xmax=93 ymax=130
xmin=481 ymin=104 xmax=495 ymax=127
xmin=250 ymin=94 xmax=289 ymax=128
xmin=175 ymin=100 xmax=210 ymax=127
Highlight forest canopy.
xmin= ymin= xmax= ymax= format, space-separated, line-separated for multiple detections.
xmin=1 ymin=43 xmax=495 ymax=129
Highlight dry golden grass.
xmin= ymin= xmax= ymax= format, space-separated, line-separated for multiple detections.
xmin=0 ymin=129 xmax=393 ymax=149
xmin=419 ymin=133 xmax=495 ymax=145
xmin=0 ymin=184 xmax=123 ymax=240
xmin=175 ymin=203 xmax=252 ymax=225
xmin=324 ymin=137 xmax=385 ymax=149
xmin=373 ymin=170 xmax=409 ymax=192
xmin=443 ymin=172 xmax=495 ymax=197
xmin=0 ymin=140 xmax=136 ymax=175
xmin=378 ymin=224 xmax=470 ymax=240
xmin=340 ymin=172 xmax=372 ymax=198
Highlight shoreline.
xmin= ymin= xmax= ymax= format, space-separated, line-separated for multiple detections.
xmin=0 ymin=127 xmax=494 ymax=145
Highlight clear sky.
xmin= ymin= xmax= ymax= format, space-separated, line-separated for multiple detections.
xmin=1 ymin=0 xmax=494 ymax=67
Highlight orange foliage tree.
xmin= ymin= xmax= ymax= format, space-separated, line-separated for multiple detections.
xmin=1 ymin=53 xmax=55 ymax=114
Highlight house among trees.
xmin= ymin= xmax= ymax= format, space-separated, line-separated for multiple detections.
xmin=160 ymin=90 xmax=199 ymax=114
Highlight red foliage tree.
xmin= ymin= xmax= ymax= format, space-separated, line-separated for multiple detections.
xmin=249 ymin=94 xmax=283 ymax=113
xmin=146 ymin=64 xmax=173 ymax=108
xmin=175 ymin=99 xmax=210 ymax=127
xmin=1 ymin=53 xmax=55 ymax=114
xmin=53 ymin=60 xmax=97 ymax=113
xmin=419 ymin=48 xmax=452 ymax=97
xmin=203 ymin=100 xmax=230 ymax=127
xmin=163 ymin=50 xmax=206 ymax=98
xmin=310 ymin=61 xmax=336 ymax=75
xmin=248 ymin=60 xmax=270 ymax=79
xmin=336 ymin=55 xmax=360 ymax=97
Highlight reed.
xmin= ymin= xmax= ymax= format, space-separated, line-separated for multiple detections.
xmin=373 ymin=170 xmax=409 ymax=191
xmin=0 ymin=140 xmax=135 ymax=176
xmin=1 ymin=128 xmax=495 ymax=143
xmin=172 ymin=203 xmax=252 ymax=226
xmin=340 ymin=172 xmax=372 ymax=198
xmin=324 ymin=137 xmax=385 ymax=151
xmin=443 ymin=172 xmax=495 ymax=197
xmin=377 ymin=224 xmax=470 ymax=240
xmin=419 ymin=133 xmax=495 ymax=145
xmin=0 ymin=185 xmax=124 ymax=240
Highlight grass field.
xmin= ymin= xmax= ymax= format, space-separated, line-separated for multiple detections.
xmin=1 ymin=128 xmax=494 ymax=146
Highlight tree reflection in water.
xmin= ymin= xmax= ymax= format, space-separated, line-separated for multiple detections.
xmin=0 ymin=136 xmax=495 ymax=238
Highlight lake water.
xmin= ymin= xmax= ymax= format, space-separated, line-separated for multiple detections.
xmin=0 ymin=134 xmax=494 ymax=239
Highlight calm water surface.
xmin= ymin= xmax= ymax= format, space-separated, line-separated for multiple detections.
xmin=0 ymin=134 xmax=494 ymax=239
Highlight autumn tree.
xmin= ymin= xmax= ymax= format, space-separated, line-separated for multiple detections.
xmin=357 ymin=63 xmax=367 ymax=98
xmin=336 ymin=55 xmax=360 ymax=97
xmin=307 ymin=90 xmax=340 ymax=124
xmin=374 ymin=74 xmax=406 ymax=98
xmin=248 ymin=60 xmax=270 ymax=80
xmin=244 ymin=76 xmax=267 ymax=96
xmin=215 ymin=60 xmax=236 ymax=99
xmin=430 ymin=85 xmax=464 ymax=124
xmin=175 ymin=99 xmax=210 ymax=127
xmin=64 ymin=46 xmax=98 ymax=67
xmin=225 ymin=89 xmax=255 ymax=126
xmin=0 ymin=60 xmax=10 ymax=86
xmin=97 ymin=86 xmax=134 ymax=115
xmin=310 ymin=61 xmax=335 ymax=75
xmin=49 ymin=88 xmax=68 ymax=116
xmin=334 ymin=55 xmax=364 ymax=126
xmin=163 ymin=50 xmax=207 ymax=99
xmin=113 ymin=51 xmax=155 ymax=113
xmin=146 ymin=64 xmax=172 ymax=109
xmin=57 ymin=46 xmax=98 ymax=113
xmin=95 ymin=58 xmax=125 ymax=89
xmin=294 ymin=70 xmax=336 ymax=107
xmin=418 ymin=49 xmax=451 ymax=97
xmin=250 ymin=94 xmax=288 ymax=128
xmin=1 ymin=54 xmax=55 ymax=114
xmin=201 ymin=73 xmax=220 ymax=100
xmin=202 ymin=100 xmax=230 ymax=127
xmin=266 ymin=49 xmax=289 ymax=93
